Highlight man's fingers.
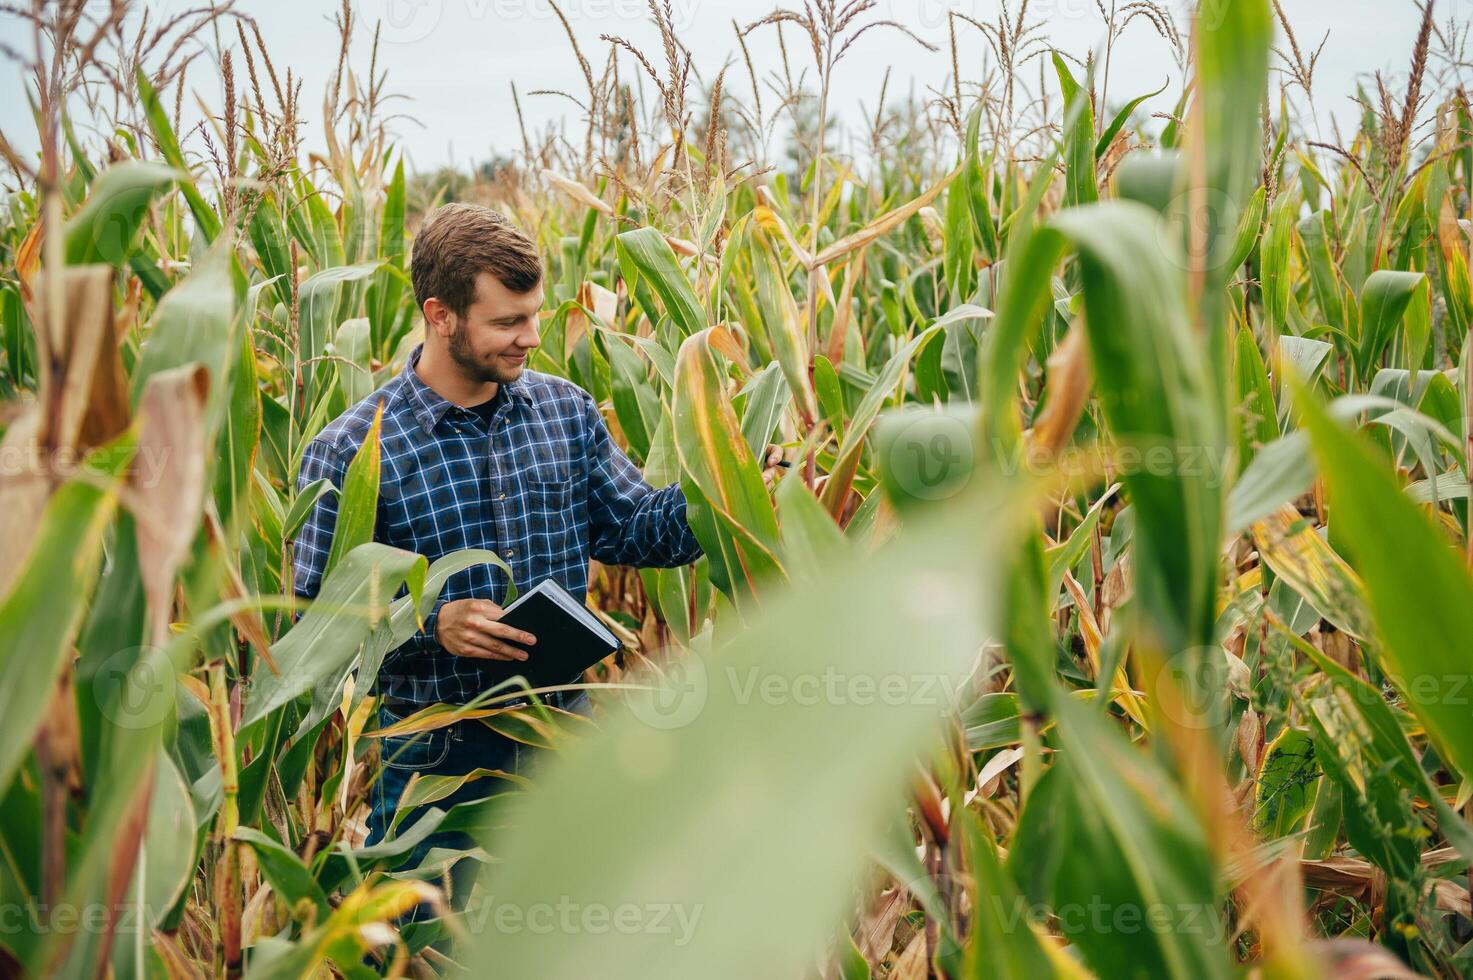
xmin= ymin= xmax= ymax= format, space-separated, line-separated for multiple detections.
xmin=477 ymin=618 xmax=536 ymax=646
xmin=455 ymin=637 xmax=529 ymax=662
xmin=470 ymin=616 xmax=533 ymax=645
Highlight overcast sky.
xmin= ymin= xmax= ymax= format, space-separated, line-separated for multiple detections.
xmin=0 ymin=0 xmax=1448 ymax=174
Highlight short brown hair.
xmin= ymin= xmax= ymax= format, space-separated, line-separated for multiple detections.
xmin=411 ymin=203 xmax=542 ymax=315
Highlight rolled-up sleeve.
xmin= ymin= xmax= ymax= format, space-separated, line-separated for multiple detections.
xmin=581 ymin=392 xmax=703 ymax=568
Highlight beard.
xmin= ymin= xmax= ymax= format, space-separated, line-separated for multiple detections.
xmin=447 ymin=318 xmax=520 ymax=385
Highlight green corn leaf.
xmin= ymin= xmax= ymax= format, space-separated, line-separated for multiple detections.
xmin=234 ymin=827 xmax=330 ymax=917
xmin=136 ymin=67 xmax=220 ymax=242
xmin=1226 ymin=184 xmax=1267 ymax=273
xmin=749 ymin=226 xmax=818 ymax=421
xmin=323 ymin=400 xmax=382 ymax=576
xmin=812 ymin=353 xmax=844 ymax=440
xmin=1233 ymin=323 xmax=1279 ymax=468
xmin=1019 ymin=693 xmax=1231 ymax=980
xmin=673 ymin=327 xmax=784 ymax=598
xmin=1253 ymin=727 xmax=1320 ymax=837
xmin=1355 ymin=270 xmax=1427 ymax=382
xmin=738 ymin=361 xmax=790 ymax=458
xmin=1250 ymin=503 xmax=1373 ymax=640
xmin=368 ymin=156 xmax=408 ymax=351
xmin=1195 ymin=0 xmax=1271 ymax=275
xmin=298 ymin=260 xmax=381 ymax=403
xmin=247 ymin=191 xmax=295 ymax=310
xmin=617 ymin=227 xmax=708 ymax=338
xmin=1260 ymin=192 xmax=1298 ymax=335
xmin=1053 ymin=53 xmax=1098 ymax=207
xmin=131 ymin=244 xmax=237 ymax=409
xmin=944 ymin=131 xmax=979 ymax=299
xmin=333 ymin=317 xmax=373 ymax=407
xmin=0 ymin=437 xmax=132 ymax=796
xmin=1305 ymin=691 xmax=1425 ymax=949
xmin=1297 ymin=383 xmax=1473 ymax=779
xmin=958 ymin=808 xmax=1069 ymax=979
xmin=215 ymin=311 xmax=262 ymax=529
xmin=1299 ymin=210 xmax=1349 ymax=334
xmin=1286 ymin=631 xmax=1473 ymax=863
xmin=292 ymin=169 xmax=347 ymax=268
xmin=821 ymin=320 xmax=948 ymax=517
xmin=1053 ymin=201 xmax=1224 ymax=661
xmin=130 ymin=751 xmax=198 ymax=928
xmin=774 ymin=470 xmax=847 ymax=584
xmin=601 ymin=333 xmax=661 ymax=461
xmin=63 ymin=161 xmax=179 ymax=266
xmin=35 ymin=642 xmax=177 ymax=978
xmin=242 ymin=542 xmax=425 ymax=727
xmin=1278 ymin=336 xmax=1333 ymax=386
xmin=1095 ymin=78 xmax=1170 ymax=159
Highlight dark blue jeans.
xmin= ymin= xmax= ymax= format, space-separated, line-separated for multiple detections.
xmin=367 ymin=690 xmax=592 ymax=915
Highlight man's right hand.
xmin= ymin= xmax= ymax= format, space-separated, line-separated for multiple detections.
xmin=434 ymin=598 xmax=536 ymax=662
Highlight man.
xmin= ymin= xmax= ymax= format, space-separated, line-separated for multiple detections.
xmin=293 ymin=202 xmax=703 ymax=911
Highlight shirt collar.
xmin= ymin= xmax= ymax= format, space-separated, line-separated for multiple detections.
xmin=400 ymin=343 xmax=532 ymax=433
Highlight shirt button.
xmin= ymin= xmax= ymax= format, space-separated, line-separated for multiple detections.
xmin=498 ymin=493 xmax=506 ymax=500
xmin=504 ymin=548 xmax=515 ymax=558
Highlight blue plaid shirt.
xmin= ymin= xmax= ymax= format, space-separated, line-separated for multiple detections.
xmin=293 ymin=343 xmax=702 ymax=705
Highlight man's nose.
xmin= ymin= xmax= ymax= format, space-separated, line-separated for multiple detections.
xmin=519 ymin=319 xmax=541 ymax=349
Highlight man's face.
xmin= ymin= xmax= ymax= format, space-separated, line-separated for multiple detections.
xmin=444 ymin=271 xmax=543 ymax=384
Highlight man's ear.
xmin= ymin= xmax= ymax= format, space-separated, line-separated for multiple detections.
xmin=422 ymin=297 xmax=453 ymax=337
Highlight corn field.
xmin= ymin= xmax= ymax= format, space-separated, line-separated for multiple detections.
xmin=1 ymin=0 xmax=1472 ymax=976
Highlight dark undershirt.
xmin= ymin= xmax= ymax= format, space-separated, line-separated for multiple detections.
xmin=467 ymin=389 xmax=501 ymax=427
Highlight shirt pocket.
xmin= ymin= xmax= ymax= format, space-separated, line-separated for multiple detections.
xmin=522 ymin=436 xmax=572 ymax=486
xmin=520 ymin=444 xmax=577 ymax=551
xmin=523 ymin=472 xmax=574 ymax=518
xmin=518 ymin=435 xmax=574 ymax=508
